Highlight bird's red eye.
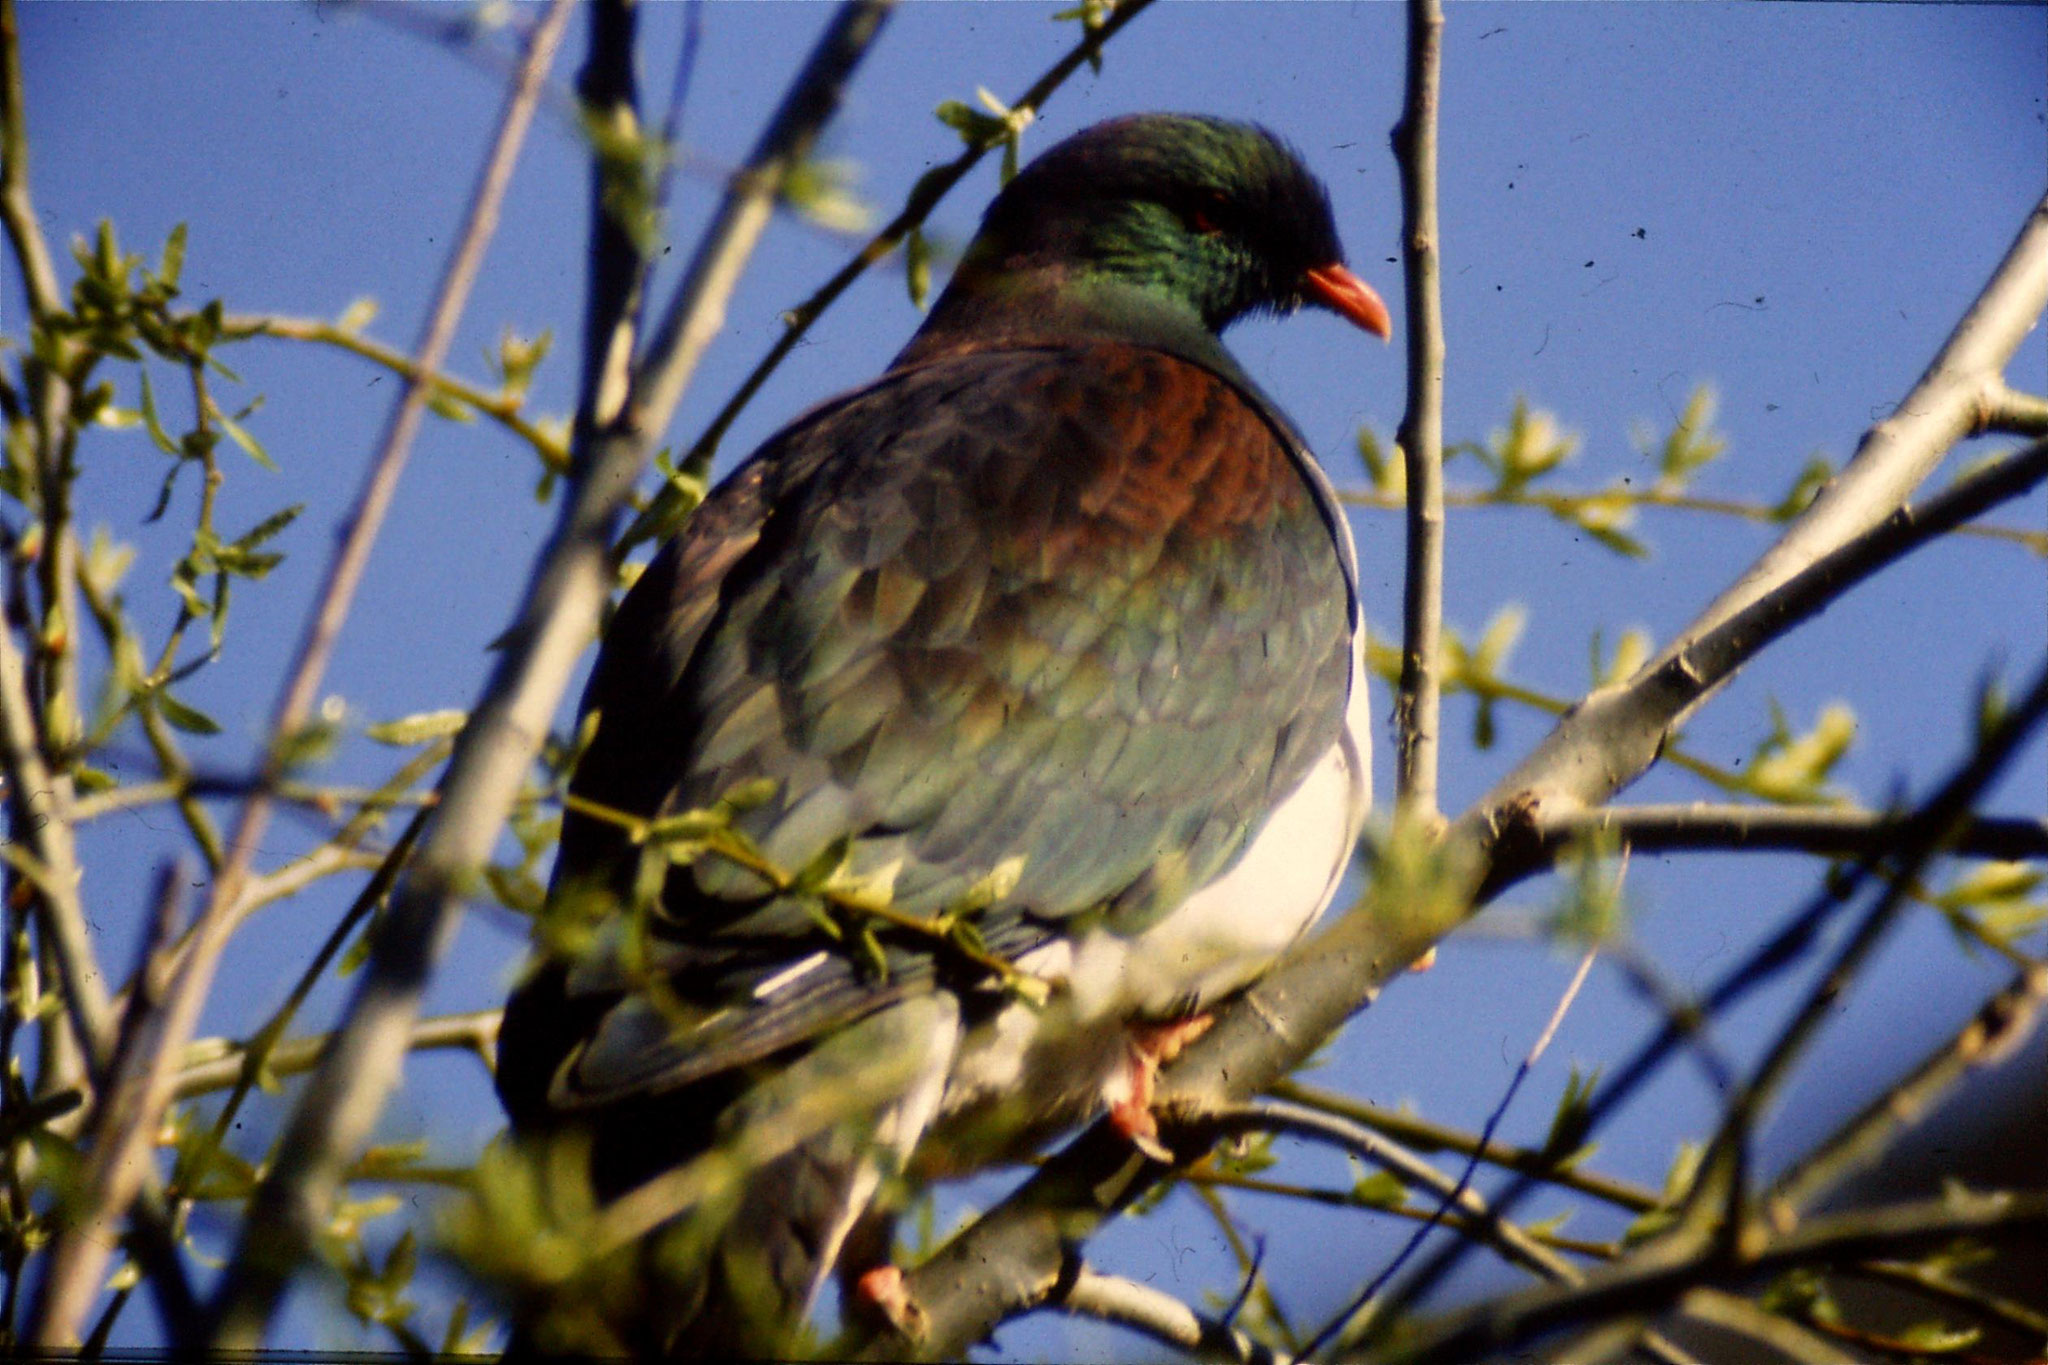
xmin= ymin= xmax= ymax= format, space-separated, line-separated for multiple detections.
xmin=1189 ymin=209 xmax=1222 ymax=236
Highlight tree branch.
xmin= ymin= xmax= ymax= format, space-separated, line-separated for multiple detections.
xmin=200 ymin=3 xmax=892 ymax=1348
xmin=1766 ymin=963 xmax=2048 ymax=1221
xmin=1364 ymin=1191 xmax=2048 ymax=1365
xmin=1053 ymin=1264 xmax=1293 ymax=1365
xmin=1532 ymin=803 xmax=2048 ymax=866
xmin=1391 ymin=0 xmax=1447 ymax=818
xmin=0 ymin=0 xmax=61 ymax=317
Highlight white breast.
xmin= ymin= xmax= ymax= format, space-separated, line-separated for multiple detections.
xmin=934 ymin=628 xmax=1373 ymax=1136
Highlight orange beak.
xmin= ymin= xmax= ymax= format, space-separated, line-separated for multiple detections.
xmin=1303 ymin=263 xmax=1392 ymax=341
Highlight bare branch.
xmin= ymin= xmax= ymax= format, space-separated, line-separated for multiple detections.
xmin=1982 ymin=380 xmax=2048 ymax=437
xmin=1675 ymin=1288 xmax=1860 ymax=1365
xmin=1392 ymin=0 xmax=1447 ymax=818
xmin=0 ymin=0 xmax=61 ymax=317
xmin=29 ymin=863 xmax=193 ymax=1348
xmin=1534 ymin=803 xmax=2048 ymax=866
xmin=1845 ymin=1258 xmax=2048 ymax=1341
xmin=201 ymin=4 xmax=891 ymax=1348
xmin=1054 ymin=1264 xmax=1293 ymax=1365
xmin=1210 ymin=1099 xmax=1580 ymax=1288
xmin=1268 ymin=1079 xmax=1658 ymax=1214
xmin=1767 ymin=964 xmax=2048 ymax=1220
xmin=1366 ymin=1191 xmax=2048 ymax=1365
xmin=174 ymin=1009 xmax=499 ymax=1103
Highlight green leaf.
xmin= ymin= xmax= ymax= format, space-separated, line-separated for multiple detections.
xmin=1648 ymin=385 xmax=1725 ymax=489
xmin=366 ymin=708 xmax=468 ymax=746
xmin=231 ymin=502 xmax=303 ymax=553
xmin=215 ymin=407 xmax=275 ymax=470
xmin=156 ymin=690 xmax=222 ymax=735
xmin=159 ymin=223 xmax=188 ymax=290
xmin=1539 ymin=1064 xmax=1600 ymax=1161
xmin=1894 ymin=1321 xmax=1981 ymax=1354
xmin=137 ymin=369 xmax=179 ymax=456
xmin=1769 ymin=455 xmax=1833 ymax=521
xmin=1350 ymin=1169 xmax=1408 ymax=1210
xmin=905 ymin=226 xmax=932 ymax=312
xmin=336 ymin=297 xmax=380 ymax=334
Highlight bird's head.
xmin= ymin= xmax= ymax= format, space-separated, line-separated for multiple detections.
xmin=933 ymin=114 xmax=1390 ymax=344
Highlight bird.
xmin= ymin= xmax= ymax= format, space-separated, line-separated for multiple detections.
xmin=493 ymin=112 xmax=1390 ymax=1357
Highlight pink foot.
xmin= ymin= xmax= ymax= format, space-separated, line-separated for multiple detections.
xmin=854 ymin=1264 xmax=926 ymax=1339
xmin=1107 ymin=1014 xmax=1214 ymax=1163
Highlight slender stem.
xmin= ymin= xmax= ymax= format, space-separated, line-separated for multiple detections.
xmin=1844 ymin=1258 xmax=2048 ymax=1340
xmin=174 ymin=1009 xmax=496 ymax=1104
xmin=1534 ymin=803 xmax=2048 ymax=866
xmin=1339 ymin=483 xmax=2048 ymax=555
xmin=1378 ymin=1191 xmax=2048 ymax=1365
xmin=201 ymin=4 xmax=890 ymax=1348
xmin=1054 ymin=1264 xmax=1293 ymax=1365
xmin=1766 ymin=964 xmax=2048 ymax=1219
xmin=1391 ymin=0 xmax=1446 ymax=818
xmin=1268 ymin=1079 xmax=1659 ymax=1213
xmin=0 ymin=0 xmax=60 ymax=315
xmin=223 ymin=314 xmax=569 ymax=470
xmin=1300 ymin=948 xmax=1596 ymax=1357
xmin=28 ymin=864 xmax=191 ymax=1349
xmin=1675 ymin=1288 xmax=1859 ymax=1365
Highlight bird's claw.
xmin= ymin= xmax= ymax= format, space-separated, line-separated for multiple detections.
xmin=854 ymin=1264 xmax=928 ymax=1340
xmin=1106 ymin=1013 xmax=1215 ymax=1162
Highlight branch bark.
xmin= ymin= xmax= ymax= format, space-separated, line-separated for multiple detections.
xmin=1531 ymin=803 xmax=2048 ymax=866
xmin=1391 ymin=0 xmax=1446 ymax=818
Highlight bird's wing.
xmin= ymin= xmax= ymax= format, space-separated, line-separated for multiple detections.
xmin=539 ymin=341 xmax=1354 ymax=1109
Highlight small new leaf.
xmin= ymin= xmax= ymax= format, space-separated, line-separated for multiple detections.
xmin=366 ymin=709 xmax=469 ymax=747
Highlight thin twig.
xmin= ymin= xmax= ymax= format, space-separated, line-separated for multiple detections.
xmin=1301 ymin=948 xmax=1596 ymax=1357
xmin=0 ymin=0 xmax=60 ymax=316
xmin=1766 ymin=963 xmax=2048 ymax=1221
xmin=1055 ymin=1263 xmax=1293 ymax=1365
xmin=1338 ymin=483 xmax=2048 ymax=556
xmin=1268 ymin=1079 xmax=1659 ymax=1213
xmin=222 ymin=314 xmax=569 ymax=471
xmin=1535 ymin=803 xmax=2048 ymax=865
xmin=1391 ymin=0 xmax=1446 ymax=818
xmin=1208 ymin=1100 xmax=1582 ymax=1289
xmin=28 ymin=863 xmax=194 ymax=1349
xmin=202 ymin=4 xmax=890 ymax=1348
xmin=1845 ymin=1259 xmax=2048 ymax=1341
xmin=1373 ymin=1191 xmax=2048 ymax=1365
xmin=1369 ymin=650 xmax=2048 ymax=1345
xmin=175 ymin=1008 xmax=496 ymax=1103
xmin=1675 ymin=1288 xmax=1859 ymax=1365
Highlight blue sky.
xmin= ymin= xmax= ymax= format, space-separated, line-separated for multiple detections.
xmin=13 ymin=2 xmax=2048 ymax=1354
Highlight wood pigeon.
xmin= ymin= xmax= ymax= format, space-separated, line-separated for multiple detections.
xmin=495 ymin=112 xmax=1389 ymax=1356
